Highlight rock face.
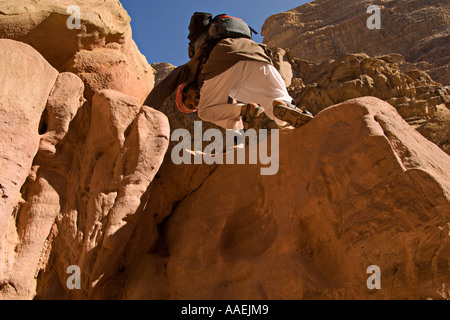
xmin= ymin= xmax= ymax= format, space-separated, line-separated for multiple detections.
xmin=170 ymin=97 xmax=448 ymax=300
xmin=0 ymin=39 xmax=59 ymax=256
xmin=0 ymin=37 xmax=169 ymax=300
xmin=417 ymin=105 xmax=450 ymax=155
xmin=283 ymin=52 xmax=450 ymax=125
xmin=262 ymin=0 xmax=450 ymax=85
xmin=266 ymin=46 xmax=449 ymax=156
xmin=0 ymin=1 xmax=170 ymax=299
xmin=113 ymin=97 xmax=450 ymax=300
xmin=0 ymin=0 xmax=154 ymax=104
xmin=152 ymin=63 xmax=177 ymax=86
xmin=1 ymin=0 xmax=449 ymax=301
xmin=260 ymin=0 xmax=450 ymax=154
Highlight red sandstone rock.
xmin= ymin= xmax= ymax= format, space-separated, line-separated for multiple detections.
xmin=262 ymin=0 xmax=450 ymax=85
xmin=121 ymin=97 xmax=450 ymax=300
xmin=0 ymin=40 xmax=59 ymax=278
xmin=1 ymin=1 xmax=449 ymax=301
xmin=0 ymin=41 xmax=169 ymax=300
xmin=0 ymin=0 xmax=155 ymax=105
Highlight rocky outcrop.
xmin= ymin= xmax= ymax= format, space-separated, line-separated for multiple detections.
xmin=0 ymin=0 xmax=170 ymax=298
xmin=262 ymin=0 xmax=450 ymax=85
xmin=261 ymin=0 xmax=450 ymax=153
xmin=1 ymin=0 xmax=449 ymax=301
xmin=0 ymin=0 xmax=154 ymax=104
xmin=281 ymin=52 xmax=450 ymax=124
xmin=268 ymin=49 xmax=450 ymax=155
xmin=108 ymin=97 xmax=450 ymax=300
xmin=417 ymin=105 xmax=450 ymax=155
xmin=0 ymin=39 xmax=59 ymax=258
xmin=152 ymin=63 xmax=177 ymax=86
xmin=0 ymin=37 xmax=169 ymax=300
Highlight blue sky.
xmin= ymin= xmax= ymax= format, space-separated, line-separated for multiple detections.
xmin=121 ymin=0 xmax=311 ymax=67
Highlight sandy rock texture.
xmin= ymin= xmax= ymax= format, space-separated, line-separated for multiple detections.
xmin=0 ymin=1 xmax=170 ymax=299
xmin=268 ymin=49 xmax=449 ymax=156
xmin=0 ymin=38 xmax=169 ymax=300
xmin=261 ymin=0 xmax=450 ymax=156
xmin=0 ymin=0 xmax=154 ymax=104
xmin=29 ymin=93 xmax=450 ymax=300
xmin=262 ymin=0 xmax=450 ymax=85
xmin=1 ymin=0 xmax=449 ymax=300
xmin=0 ymin=39 xmax=59 ymax=264
xmin=122 ymin=97 xmax=449 ymax=300
xmin=282 ymin=52 xmax=449 ymax=124
xmin=417 ymin=105 xmax=450 ymax=155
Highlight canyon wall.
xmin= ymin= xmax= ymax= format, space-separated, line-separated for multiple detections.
xmin=262 ymin=0 xmax=450 ymax=85
xmin=0 ymin=0 xmax=449 ymax=300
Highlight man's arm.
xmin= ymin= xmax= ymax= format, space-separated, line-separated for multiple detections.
xmin=143 ymin=63 xmax=190 ymax=108
xmin=143 ymin=44 xmax=208 ymax=109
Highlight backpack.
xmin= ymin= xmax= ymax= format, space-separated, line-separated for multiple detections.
xmin=208 ymin=14 xmax=258 ymax=40
xmin=187 ymin=12 xmax=258 ymax=58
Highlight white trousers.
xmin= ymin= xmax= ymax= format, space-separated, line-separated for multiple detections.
xmin=197 ymin=60 xmax=292 ymax=129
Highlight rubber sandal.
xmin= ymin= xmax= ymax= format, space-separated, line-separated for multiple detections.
xmin=242 ymin=104 xmax=264 ymax=131
xmin=273 ymin=101 xmax=314 ymax=128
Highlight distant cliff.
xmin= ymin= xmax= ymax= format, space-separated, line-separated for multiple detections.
xmin=262 ymin=0 xmax=450 ymax=85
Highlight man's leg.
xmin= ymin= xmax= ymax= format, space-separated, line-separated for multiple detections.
xmin=230 ymin=61 xmax=312 ymax=128
xmin=198 ymin=60 xmax=311 ymax=130
xmin=197 ymin=62 xmax=246 ymax=130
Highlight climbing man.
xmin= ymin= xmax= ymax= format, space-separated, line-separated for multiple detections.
xmin=144 ymin=12 xmax=313 ymax=131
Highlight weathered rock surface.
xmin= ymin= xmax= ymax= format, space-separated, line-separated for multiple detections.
xmin=32 ymin=94 xmax=450 ymax=300
xmin=268 ymin=49 xmax=449 ymax=154
xmin=0 ymin=1 xmax=163 ymax=299
xmin=417 ymin=104 xmax=450 ymax=155
xmin=0 ymin=0 xmax=154 ymax=104
xmin=122 ymin=97 xmax=449 ymax=300
xmin=262 ymin=0 xmax=450 ymax=85
xmin=1 ymin=0 xmax=449 ymax=301
xmin=0 ymin=39 xmax=168 ymax=300
xmin=152 ymin=63 xmax=177 ymax=86
xmin=284 ymin=52 xmax=450 ymax=123
xmin=261 ymin=0 xmax=450 ymax=155
xmin=0 ymin=39 xmax=59 ymax=266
